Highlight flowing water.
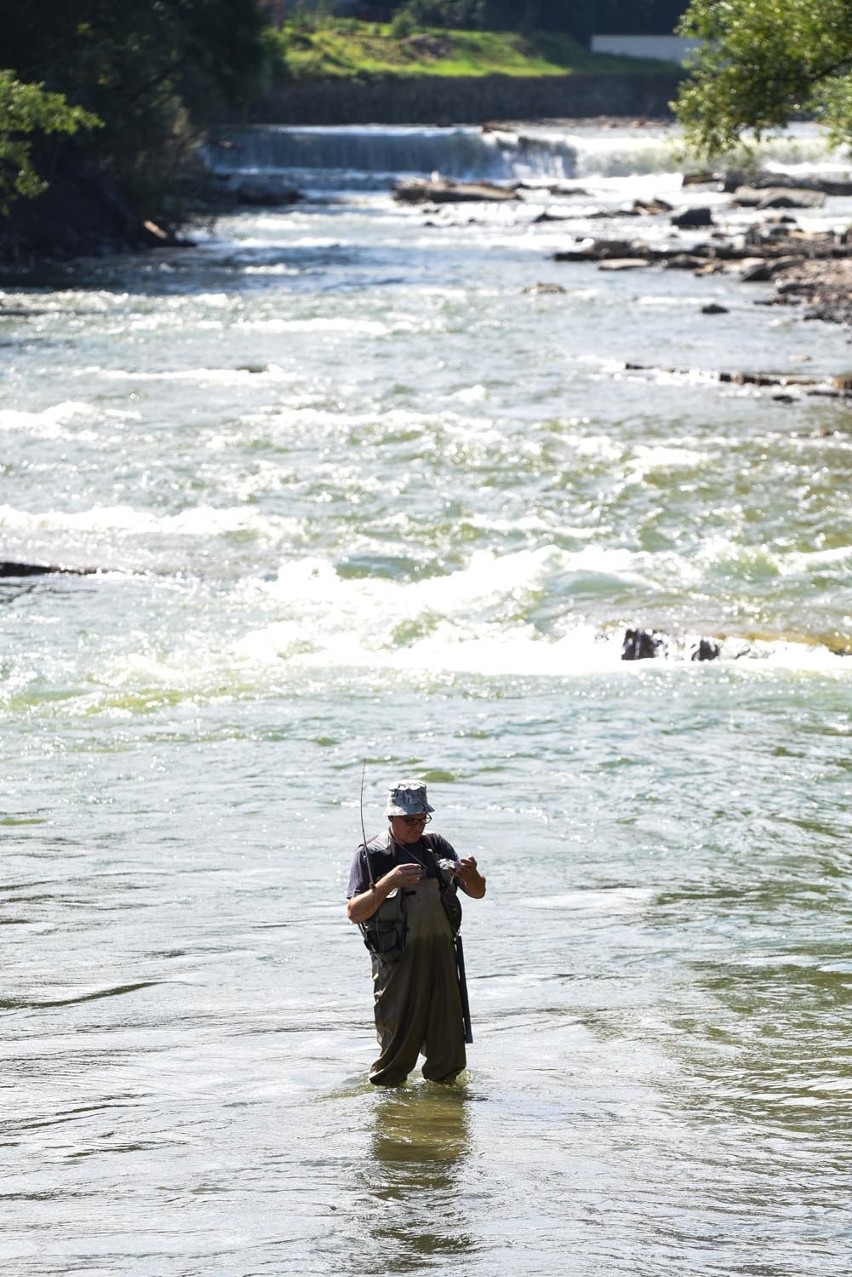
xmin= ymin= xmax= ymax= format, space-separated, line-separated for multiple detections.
xmin=1 ymin=123 xmax=851 ymax=1275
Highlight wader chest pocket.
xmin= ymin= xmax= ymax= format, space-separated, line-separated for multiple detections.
xmin=360 ymin=890 xmax=407 ymax=962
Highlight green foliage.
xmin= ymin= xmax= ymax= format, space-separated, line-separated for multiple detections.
xmin=274 ymin=20 xmax=675 ymax=81
xmin=675 ymin=0 xmax=852 ymax=157
xmin=0 ymin=71 xmax=100 ymax=213
xmin=381 ymin=3 xmax=590 ymax=36
xmin=1 ymin=0 xmax=269 ymax=229
xmin=389 ymin=10 xmax=418 ymax=40
xmin=289 ymin=1 xmax=338 ymax=33
xmin=393 ymin=1 xmax=488 ymax=30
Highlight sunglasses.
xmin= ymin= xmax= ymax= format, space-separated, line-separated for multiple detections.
xmin=401 ymin=814 xmax=431 ymax=826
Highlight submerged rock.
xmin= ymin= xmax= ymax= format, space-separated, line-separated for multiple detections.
xmin=671 ymin=206 xmax=715 ymax=229
xmin=623 ymin=359 xmax=849 ymax=396
xmin=548 ymin=200 xmax=852 ymax=324
xmin=633 ymin=197 xmax=673 ymax=215
xmin=622 ymin=628 xmax=667 ymax=660
xmin=226 ymin=177 xmax=303 ymax=207
xmin=732 ymin=185 xmax=827 ymax=209
xmin=598 ymin=258 xmax=651 ymax=271
xmin=740 ymin=260 xmax=776 ymax=282
xmin=0 ymin=561 xmax=97 ymax=577
xmin=691 ymin=638 xmax=722 ymax=662
xmin=621 ymin=629 xmax=726 ymax=662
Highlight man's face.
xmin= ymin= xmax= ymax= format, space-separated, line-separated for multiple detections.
xmin=389 ymin=814 xmax=429 ymax=845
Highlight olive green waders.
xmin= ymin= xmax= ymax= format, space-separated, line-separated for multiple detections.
xmin=369 ymin=876 xmax=465 ymax=1086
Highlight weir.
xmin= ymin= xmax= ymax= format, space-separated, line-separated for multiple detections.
xmin=204 ymin=124 xmax=582 ymax=189
xmin=204 ymin=121 xmax=842 ymax=194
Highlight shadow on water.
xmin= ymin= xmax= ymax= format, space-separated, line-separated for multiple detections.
xmin=357 ymin=1084 xmax=476 ymax=1272
xmin=0 ymin=232 xmax=367 ymax=300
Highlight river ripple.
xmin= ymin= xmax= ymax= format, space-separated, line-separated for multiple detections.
xmin=1 ymin=125 xmax=851 ymax=1275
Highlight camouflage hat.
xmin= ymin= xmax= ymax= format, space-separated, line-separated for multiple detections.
xmin=385 ymin=780 xmax=435 ymax=817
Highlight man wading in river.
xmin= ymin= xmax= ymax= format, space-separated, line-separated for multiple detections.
xmin=347 ymin=780 xmax=486 ymax=1086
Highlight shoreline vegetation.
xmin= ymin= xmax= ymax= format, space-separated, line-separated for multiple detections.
xmin=0 ymin=18 xmax=683 ymax=263
xmin=1 ymin=15 xmax=851 ymax=325
xmin=263 ymin=22 xmax=679 ymax=81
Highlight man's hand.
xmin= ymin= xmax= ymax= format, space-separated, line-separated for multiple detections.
xmin=391 ymin=862 xmax=423 ymax=889
xmin=454 ymin=856 xmax=486 ymax=899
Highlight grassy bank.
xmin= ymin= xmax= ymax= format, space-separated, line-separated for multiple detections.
xmin=268 ymin=20 xmax=679 ymax=82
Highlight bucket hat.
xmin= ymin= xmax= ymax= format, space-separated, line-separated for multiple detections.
xmin=385 ymin=780 xmax=435 ymax=817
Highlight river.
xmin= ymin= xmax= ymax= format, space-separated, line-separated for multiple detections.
xmin=1 ymin=122 xmax=851 ymax=1276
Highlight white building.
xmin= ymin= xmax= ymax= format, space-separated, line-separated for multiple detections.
xmin=591 ymin=34 xmax=698 ymax=64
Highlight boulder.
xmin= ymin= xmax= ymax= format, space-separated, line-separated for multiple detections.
xmin=759 ymin=189 xmax=826 ymax=210
xmin=633 ymin=197 xmax=673 ymax=215
xmin=671 ymin=206 xmax=715 ymax=229
xmin=597 ymin=258 xmax=651 ymax=271
xmin=740 ymin=260 xmax=775 ymax=282
xmin=732 ymin=186 xmax=826 ymax=209
xmin=228 ymin=177 xmax=303 ymax=207
xmin=557 ymin=239 xmax=658 ymax=264
xmin=394 ymin=178 xmax=518 ymax=204
xmin=622 ymin=628 xmax=666 ymax=660
xmin=691 ymin=639 xmax=722 ymax=661
xmin=622 ymin=628 xmax=723 ymax=662
xmin=664 ymin=253 xmax=708 ymax=270
xmin=532 ymin=210 xmax=575 ymax=224
xmin=745 ymin=173 xmax=852 ymax=197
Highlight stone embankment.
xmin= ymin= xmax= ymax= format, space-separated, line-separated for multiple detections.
xmin=248 ymin=73 xmax=683 ymax=128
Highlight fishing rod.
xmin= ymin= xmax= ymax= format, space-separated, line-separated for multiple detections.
xmin=360 ymin=756 xmax=376 ymax=890
xmin=455 ymin=933 xmax=473 ymax=1045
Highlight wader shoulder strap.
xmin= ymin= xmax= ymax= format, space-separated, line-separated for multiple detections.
xmin=361 ymin=829 xmax=393 ymax=889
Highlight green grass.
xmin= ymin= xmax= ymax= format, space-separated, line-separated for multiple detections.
xmin=268 ymin=21 xmax=680 ymax=82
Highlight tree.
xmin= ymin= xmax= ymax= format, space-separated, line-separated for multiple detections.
xmin=0 ymin=72 xmax=100 ymax=214
xmin=674 ymin=0 xmax=852 ymax=157
xmin=0 ymin=0 xmax=268 ymax=236
xmin=2 ymin=1 xmax=267 ymax=118
xmin=383 ymin=1 xmax=594 ymax=39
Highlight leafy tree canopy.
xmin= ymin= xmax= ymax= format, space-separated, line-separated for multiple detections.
xmin=0 ymin=0 xmax=267 ymax=227
xmin=675 ymin=0 xmax=852 ymax=157
xmin=386 ymin=1 xmax=595 ymax=39
xmin=3 ymin=0 xmax=266 ymax=118
xmin=0 ymin=71 xmax=100 ymax=213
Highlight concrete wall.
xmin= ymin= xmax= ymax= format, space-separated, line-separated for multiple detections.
xmin=591 ymin=36 xmax=699 ymax=65
xmin=247 ymin=73 xmax=685 ymax=126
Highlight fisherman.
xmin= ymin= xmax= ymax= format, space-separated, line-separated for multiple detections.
xmin=347 ymin=779 xmax=486 ymax=1087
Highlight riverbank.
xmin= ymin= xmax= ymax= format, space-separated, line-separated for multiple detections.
xmin=541 ymin=169 xmax=852 ymax=326
xmin=775 ymin=257 xmax=852 ymax=324
xmin=247 ymin=21 xmax=684 ymax=126
xmin=1 ymin=69 xmax=682 ymax=262
xmin=0 ymin=166 xmax=191 ymax=264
